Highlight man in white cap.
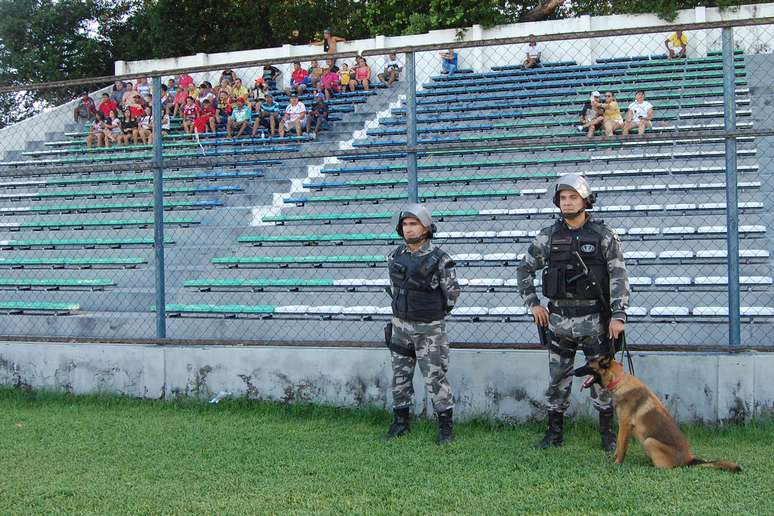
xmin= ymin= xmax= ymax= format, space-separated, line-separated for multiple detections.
xmin=578 ymin=91 xmax=604 ymax=138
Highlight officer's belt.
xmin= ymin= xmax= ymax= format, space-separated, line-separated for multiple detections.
xmin=548 ymin=301 xmax=602 ymax=318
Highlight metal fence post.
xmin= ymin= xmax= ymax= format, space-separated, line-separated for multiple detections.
xmin=722 ymin=27 xmax=741 ymax=347
xmin=406 ymin=51 xmax=418 ymax=203
xmin=151 ymin=75 xmax=167 ymax=339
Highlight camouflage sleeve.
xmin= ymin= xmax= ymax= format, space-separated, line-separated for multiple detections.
xmin=438 ymin=253 xmax=460 ymax=311
xmin=386 ymin=248 xmax=396 ymax=289
xmin=602 ymin=228 xmax=630 ymax=322
xmin=516 ymin=230 xmax=550 ymax=307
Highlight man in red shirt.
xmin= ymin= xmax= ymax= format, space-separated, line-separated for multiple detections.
xmin=73 ymin=92 xmax=96 ymax=123
xmin=97 ymin=93 xmax=118 ymax=118
xmin=288 ymin=62 xmax=310 ymax=95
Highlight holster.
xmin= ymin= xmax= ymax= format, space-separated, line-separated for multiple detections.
xmin=384 ymin=322 xmax=416 ymax=358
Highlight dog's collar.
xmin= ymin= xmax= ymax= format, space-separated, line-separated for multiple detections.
xmin=606 ymin=374 xmax=624 ymax=391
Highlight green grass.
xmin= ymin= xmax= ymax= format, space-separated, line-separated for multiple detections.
xmin=0 ymin=388 xmax=771 ymax=515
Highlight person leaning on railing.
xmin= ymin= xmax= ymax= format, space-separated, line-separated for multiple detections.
xmin=665 ymin=30 xmax=688 ymax=59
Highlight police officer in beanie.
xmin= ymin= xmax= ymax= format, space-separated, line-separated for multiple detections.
xmin=384 ymin=204 xmax=461 ymax=444
xmin=516 ymin=174 xmax=629 ymax=452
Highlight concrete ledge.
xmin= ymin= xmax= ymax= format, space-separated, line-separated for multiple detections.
xmin=1 ymin=340 xmax=772 ymax=423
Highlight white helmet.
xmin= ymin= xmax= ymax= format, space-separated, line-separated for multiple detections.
xmin=392 ymin=204 xmax=436 ymax=239
xmin=553 ymin=174 xmax=595 ymax=209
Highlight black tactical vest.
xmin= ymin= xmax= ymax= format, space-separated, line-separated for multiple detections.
xmin=542 ymin=219 xmax=610 ymax=301
xmin=389 ymin=246 xmax=446 ymax=322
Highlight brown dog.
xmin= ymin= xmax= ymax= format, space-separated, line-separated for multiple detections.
xmin=574 ymin=356 xmax=741 ymax=472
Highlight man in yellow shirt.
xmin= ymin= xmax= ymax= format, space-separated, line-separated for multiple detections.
xmin=665 ymin=30 xmax=687 ymax=59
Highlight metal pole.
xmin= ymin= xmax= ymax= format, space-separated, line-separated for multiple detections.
xmin=722 ymin=27 xmax=740 ymax=347
xmin=406 ymin=51 xmax=418 ymax=203
xmin=151 ymin=75 xmax=166 ymax=338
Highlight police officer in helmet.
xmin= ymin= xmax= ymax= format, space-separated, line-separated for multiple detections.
xmin=516 ymin=174 xmax=629 ymax=452
xmin=384 ymin=204 xmax=461 ymax=444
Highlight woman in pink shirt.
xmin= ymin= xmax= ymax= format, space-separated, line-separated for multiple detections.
xmin=353 ymin=57 xmax=371 ymax=91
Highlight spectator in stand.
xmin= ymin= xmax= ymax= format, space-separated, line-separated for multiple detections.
xmin=186 ymin=82 xmax=200 ymax=102
xmin=179 ymin=73 xmax=194 ymax=90
xmin=111 ymin=80 xmax=126 ymax=105
xmin=181 ymin=96 xmax=201 ymax=134
xmin=136 ymin=77 xmax=151 ymax=98
xmin=198 ymin=82 xmax=216 ymax=106
xmin=97 ymin=93 xmax=118 ymax=119
xmin=352 ymin=56 xmax=371 ymax=91
xmin=339 ymin=63 xmax=352 ymax=91
xmin=252 ymin=93 xmax=280 ymax=137
xmin=166 ymin=79 xmax=177 ymax=99
xmin=73 ymin=92 xmax=96 ymax=123
xmin=85 ymin=112 xmax=106 ymax=147
xmin=261 ymin=64 xmax=282 ymax=90
xmin=280 ymin=93 xmax=306 ymax=137
xmin=440 ymin=48 xmax=458 ymax=75
xmin=308 ymin=60 xmax=323 ymax=90
xmin=252 ymin=78 xmax=269 ymax=102
xmin=599 ymin=91 xmax=624 ymax=137
xmin=219 ymin=68 xmax=237 ymax=85
xmin=622 ymin=90 xmax=654 ymax=136
xmin=665 ymin=30 xmax=688 ymax=59
xmin=288 ymin=29 xmax=306 ymax=46
xmin=230 ymin=78 xmax=248 ymax=101
xmin=378 ymin=53 xmax=402 ymax=87
xmin=578 ymin=90 xmax=604 ymax=138
xmin=194 ymin=98 xmax=218 ymax=134
xmin=321 ymin=66 xmax=340 ymax=99
xmin=289 ymin=62 xmax=310 ymax=95
xmin=126 ymin=94 xmax=145 ymax=118
xmin=160 ymin=111 xmax=171 ymax=137
xmin=227 ymin=97 xmax=252 ymax=138
xmin=306 ymin=95 xmax=329 ymax=137
xmin=313 ymin=28 xmax=346 ymax=55
xmin=217 ymin=77 xmax=232 ymax=98
xmin=172 ymin=85 xmax=188 ymax=117
xmin=121 ymin=82 xmax=136 ymax=107
xmin=160 ymin=84 xmax=174 ymax=115
xmin=103 ymin=109 xmax=123 ymax=147
xmin=522 ymin=35 xmax=542 ymax=69
xmin=121 ymin=108 xmax=139 ymax=145
xmin=137 ymin=106 xmax=153 ymax=144
xmin=216 ymin=90 xmax=233 ymax=123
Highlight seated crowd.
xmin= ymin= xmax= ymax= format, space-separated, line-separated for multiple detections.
xmin=74 ymin=54 xmax=407 ymax=148
xmin=73 ymin=29 xmax=690 ymax=148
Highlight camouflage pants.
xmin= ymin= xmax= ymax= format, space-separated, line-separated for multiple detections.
xmin=544 ymin=312 xmax=612 ymax=413
xmin=390 ymin=317 xmax=454 ymax=413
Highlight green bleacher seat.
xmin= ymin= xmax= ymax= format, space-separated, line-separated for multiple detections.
xmin=0 ymin=257 xmax=146 ymax=269
xmin=0 ymin=301 xmax=80 ymax=314
xmin=0 ymin=278 xmax=114 ymax=289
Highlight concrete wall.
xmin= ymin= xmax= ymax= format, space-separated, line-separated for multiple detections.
xmin=2 ymin=340 xmax=772 ymax=423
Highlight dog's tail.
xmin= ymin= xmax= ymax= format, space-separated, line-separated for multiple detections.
xmin=688 ymin=457 xmax=742 ymax=473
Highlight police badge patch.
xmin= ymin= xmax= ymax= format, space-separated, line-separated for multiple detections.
xmin=580 ymin=243 xmax=596 ymax=253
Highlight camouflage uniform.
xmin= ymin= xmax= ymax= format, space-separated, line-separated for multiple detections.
xmin=388 ymin=240 xmax=460 ymax=412
xmin=516 ymin=214 xmax=630 ymax=413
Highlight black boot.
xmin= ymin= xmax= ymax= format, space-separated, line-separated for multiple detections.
xmin=535 ymin=410 xmax=564 ymax=449
xmin=437 ymin=409 xmax=454 ymax=445
xmin=599 ymin=408 xmax=617 ymax=453
xmin=384 ymin=407 xmax=411 ymax=440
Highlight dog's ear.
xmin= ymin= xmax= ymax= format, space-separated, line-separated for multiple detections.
xmin=599 ymin=355 xmax=613 ymax=369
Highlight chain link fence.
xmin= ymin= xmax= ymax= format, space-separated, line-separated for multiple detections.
xmin=0 ymin=19 xmax=771 ymax=349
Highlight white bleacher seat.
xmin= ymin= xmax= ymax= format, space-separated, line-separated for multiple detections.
xmin=434 ymin=231 xmax=466 ymax=238
xmin=741 ymin=276 xmax=773 ymax=285
xmin=521 ymin=188 xmax=547 ymax=195
xmin=741 ymin=307 xmax=774 ymax=316
xmin=692 ymin=307 xmax=728 ymax=316
xmin=457 ymin=279 xmax=470 ymax=286
xmin=693 ymin=276 xmax=726 ymax=285
xmin=628 ymin=227 xmax=659 ymax=235
xmin=363 ymin=279 xmax=390 ymax=286
xmin=274 ymin=305 xmax=309 ymax=314
xmin=598 ymin=205 xmax=631 ymax=212
xmin=662 ymin=226 xmax=696 ymax=235
xmin=650 ymin=306 xmax=690 ymax=316
xmin=658 ymin=250 xmax=694 ymax=259
xmin=489 ymin=306 xmax=527 ymax=316
xmin=504 ymin=279 xmax=520 ymax=287
xmin=483 ymin=253 xmax=520 ymax=261
xmin=480 ymin=209 xmax=509 ymax=215
xmin=508 ymin=208 xmax=540 ymax=215
xmin=739 ymin=225 xmax=766 ymax=233
xmin=451 ymin=253 xmax=482 ymax=261
xmin=633 ymin=204 xmax=663 ymax=211
xmin=334 ymin=279 xmax=366 ymax=286
xmin=613 ymin=228 xmax=627 ymax=235
xmin=307 ymin=305 xmax=343 ymax=314
xmin=497 ymin=230 xmax=529 ymax=238
xmin=451 ymin=307 xmax=489 ymax=316
xmin=468 ymin=231 xmax=497 ymax=238
xmin=655 ymin=276 xmax=692 ymax=286
xmin=468 ymin=279 xmax=505 ymax=287
xmin=698 ymin=202 xmax=726 ymax=210
xmin=629 ymin=277 xmax=653 ymax=286
xmin=665 ymin=203 xmax=697 ymax=210
xmin=342 ymin=306 xmax=381 ymax=315
xmin=740 ymin=249 xmax=770 ymax=258
xmin=626 ymin=307 xmax=648 ymax=317
xmin=625 ymin=251 xmax=657 ymax=259
xmin=697 ymin=226 xmax=725 ymax=234
xmin=739 ymin=202 xmax=764 ymax=209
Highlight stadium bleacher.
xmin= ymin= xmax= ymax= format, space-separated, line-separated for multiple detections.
xmin=0 ymin=50 xmax=770 ymax=346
